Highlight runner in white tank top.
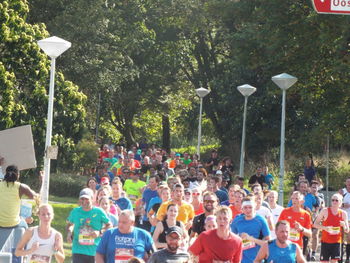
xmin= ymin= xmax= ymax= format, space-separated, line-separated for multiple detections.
xmin=15 ymin=204 xmax=65 ymax=263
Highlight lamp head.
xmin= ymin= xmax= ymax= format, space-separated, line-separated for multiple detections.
xmin=271 ymin=73 xmax=297 ymax=90
xmin=237 ymin=84 xmax=257 ymax=97
xmin=196 ymin=87 xmax=210 ymax=98
xmin=38 ymin=36 xmax=71 ymax=58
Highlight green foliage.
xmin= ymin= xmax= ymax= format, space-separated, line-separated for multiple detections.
xmin=0 ymin=0 xmax=87 ymax=170
xmin=73 ymin=138 xmax=99 ymax=171
xmin=49 ymin=173 xmax=86 ymax=197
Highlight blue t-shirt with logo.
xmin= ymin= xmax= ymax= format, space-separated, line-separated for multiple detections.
xmin=231 ymin=214 xmax=270 ymax=263
xmin=97 ymin=227 xmax=154 ymax=262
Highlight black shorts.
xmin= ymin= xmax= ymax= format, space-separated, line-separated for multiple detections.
xmin=320 ymin=242 xmax=341 ymax=261
xmin=72 ymin=253 xmax=95 ymax=263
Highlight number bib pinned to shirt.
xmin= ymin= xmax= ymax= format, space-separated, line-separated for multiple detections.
xmin=78 ymin=226 xmax=95 ymax=245
xmin=242 ymin=239 xmax=255 ymax=250
xmin=114 ymin=248 xmax=134 ymax=263
xmin=289 ymin=229 xmax=300 ymax=241
xmin=29 ymin=254 xmax=50 ymax=263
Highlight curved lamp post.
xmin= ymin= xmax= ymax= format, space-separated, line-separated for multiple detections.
xmin=38 ymin=36 xmax=71 ymax=204
xmin=237 ymin=84 xmax=256 ymax=178
xmin=196 ymin=87 xmax=210 ymax=160
xmin=272 ymin=73 xmax=297 ymax=205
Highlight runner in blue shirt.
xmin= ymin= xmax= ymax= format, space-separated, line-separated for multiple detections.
xmin=231 ymin=195 xmax=270 ymax=263
xmin=96 ymin=210 xmax=155 ymax=263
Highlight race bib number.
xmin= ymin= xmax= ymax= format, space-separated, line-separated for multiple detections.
xmin=329 ymin=226 xmax=341 ymax=235
xmin=78 ymin=227 xmax=95 ymax=245
xmin=115 ymin=248 xmax=134 ymax=263
xmin=242 ymin=239 xmax=255 ymax=250
xmin=29 ymin=254 xmax=50 ymax=263
xmin=289 ymin=229 xmax=300 ymax=241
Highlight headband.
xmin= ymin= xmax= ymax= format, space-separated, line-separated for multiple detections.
xmin=242 ymin=201 xmax=254 ymax=207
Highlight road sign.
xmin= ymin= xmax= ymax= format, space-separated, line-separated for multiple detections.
xmin=312 ymin=0 xmax=350 ymax=15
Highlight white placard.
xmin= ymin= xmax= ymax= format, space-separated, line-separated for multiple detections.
xmin=0 ymin=125 xmax=37 ymax=173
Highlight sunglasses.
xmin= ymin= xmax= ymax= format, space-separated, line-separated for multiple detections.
xmin=332 ymin=199 xmax=339 ymax=202
xmin=185 ymin=192 xmax=191 ymax=195
xmin=204 ymin=200 xmax=215 ymax=203
xmin=192 ymin=192 xmax=200 ymax=196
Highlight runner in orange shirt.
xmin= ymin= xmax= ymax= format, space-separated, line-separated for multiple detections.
xmin=278 ymin=191 xmax=312 ymax=250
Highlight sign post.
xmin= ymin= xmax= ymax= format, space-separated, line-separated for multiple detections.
xmin=312 ymin=0 xmax=350 ymax=15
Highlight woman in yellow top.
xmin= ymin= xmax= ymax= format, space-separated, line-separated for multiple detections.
xmin=0 ymin=164 xmax=39 ymax=250
xmin=0 ymin=165 xmax=38 ymax=228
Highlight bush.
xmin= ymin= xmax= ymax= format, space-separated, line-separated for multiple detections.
xmin=49 ymin=173 xmax=86 ymax=197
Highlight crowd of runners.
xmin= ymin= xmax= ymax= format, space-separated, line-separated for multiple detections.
xmin=0 ymin=145 xmax=350 ymax=263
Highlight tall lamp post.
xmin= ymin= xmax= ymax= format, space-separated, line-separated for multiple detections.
xmin=272 ymin=73 xmax=297 ymax=206
xmin=38 ymin=36 xmax=71 ymax=204
xmin=196 ymin=87 xmax=210 ymax=160
xmin=237 ymin=84 xmax=256 ymax=178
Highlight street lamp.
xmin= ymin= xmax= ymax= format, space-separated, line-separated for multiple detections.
xmin=38 ymin=36 xmax=71 ymax=204
xmin=272 ymin=73 xmax=297 ymax=206
xmin=237 ymin=84 xmax=256 ymax=178
xmin=196 ymin=87 xmax=210 ymax=160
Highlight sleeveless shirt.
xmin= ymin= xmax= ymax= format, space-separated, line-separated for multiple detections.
xmin=158 ymin=220 xmax=181 ymax=243
xmin=27 ymin=226 xmax=57 ymax=263
xmin=321 ymin=207 xmax=342 ymax=243
xmin=0 ymin=181 xmax=21 ymax=227
xmin=266 ymin=239 xmax=296 ymax=263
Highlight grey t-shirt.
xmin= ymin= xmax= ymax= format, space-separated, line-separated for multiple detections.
xmin=148 ymin=248 xmax=190 ymax=263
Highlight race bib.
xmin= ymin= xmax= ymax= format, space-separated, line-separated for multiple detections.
xmin=78 ymin=227 xmax=95 ymax=245
xmin=29 ymin=254 xmax=50 ymax=263
xmin=329 ymin=226 xmax=340 ymax=235
xmin=289 ymin=229 xmax=300 ymax=241
xmin=242 ymin=239 xmax=255 ymax=250
xmin=115 ymin=248 xmax=134 ymax=263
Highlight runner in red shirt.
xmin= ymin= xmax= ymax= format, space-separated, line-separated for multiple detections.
xmin=189 ymin=206 xmax=242 ymax=262
xmin=314 ymin=193 xmax=349 ymax=263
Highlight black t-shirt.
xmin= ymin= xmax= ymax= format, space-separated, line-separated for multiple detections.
xmin=148 ymin=248 xmax=190 ymax=263
xmin=248 ymin=174 xmax=265 ymax=187
xmin=191 ymin=213 xmax=206 ymax=235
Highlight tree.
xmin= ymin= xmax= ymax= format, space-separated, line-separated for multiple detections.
xmin=0 ymin=0 xmax=87 ymax=169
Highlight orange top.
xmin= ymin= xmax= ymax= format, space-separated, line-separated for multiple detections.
xmin=229 ymin=205 xmax=242 ymax=220
xmin=278 ymin=207 xmax=312 ymax=248
xmin=321 ymin=207 xmax=343 ymax=244
xmin=194 ymin=203 xmax=204 ymax=216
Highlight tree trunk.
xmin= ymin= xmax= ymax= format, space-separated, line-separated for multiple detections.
xmin=162 ymin=114 xmax=171 ymax=153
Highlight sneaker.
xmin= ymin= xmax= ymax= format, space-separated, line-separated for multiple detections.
xmin=310 ymin=255 xmax=316 ymax=261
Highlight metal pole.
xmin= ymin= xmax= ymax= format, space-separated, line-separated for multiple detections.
xmin=95 ymin=93 xmax=101 ymax=142
xmin=326 ymin=134 xmax=330 ymax=204
xmin=197 ymin=97 xmax=203 ymax=160
xmin=41 ymin=57 xmax=56 ymax=204
xmin=278 ymin=89 xmax=287 ymax=206
xmin=239 ymin=96 xmax=248 ymax=177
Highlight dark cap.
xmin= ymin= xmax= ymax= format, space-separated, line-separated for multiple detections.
xmin=166 ymin=226 xmax=183 ymax=236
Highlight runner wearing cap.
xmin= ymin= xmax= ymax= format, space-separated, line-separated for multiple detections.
xmin=254 ymin=220 xmax=306 ymax=263
xmin=231 ymin=195 xmax=270 ymax=263
xmin=96 ymin=210 xmax=155 ymax=263
xmin=314 ymin=193 xmax=349 ymax=263
xmin=66 ymin=188 xmax=111 ymax=263
xmin=189 ymin=206 xmax=242 ymax=262
xmin=149 ymin=226 xmax=190 ymax=262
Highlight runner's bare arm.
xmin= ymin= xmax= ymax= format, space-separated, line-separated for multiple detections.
xmin=253 ymin=243 xmax=268 ymax=263
xmin=296 ymin=243 xmax=307 ymax=263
